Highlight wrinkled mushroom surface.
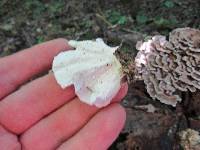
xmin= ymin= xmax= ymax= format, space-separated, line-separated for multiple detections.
xmin=135 ymin=28 xmax=200 ymax=106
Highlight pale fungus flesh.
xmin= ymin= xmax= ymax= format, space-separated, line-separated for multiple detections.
xmin=52 ymin=38 xmax=123 ymax=107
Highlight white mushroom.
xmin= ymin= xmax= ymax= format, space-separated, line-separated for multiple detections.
xmin=52 ymin=38 xmax=123 ymax=107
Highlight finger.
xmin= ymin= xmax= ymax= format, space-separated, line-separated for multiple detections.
xmin=20 ymin=83 xmax=127 ymax=150
xmin=0 ymin=124 xmax=21 ymax=150
xmin=113 ymin=82 xmax=128 ymax=103
xmin=0 ymin=74 xmax=75 ymax=134
xmin=57 ymin=104 xmax=126 ymax=150
xmin=0 ymin=38 xmax=71 ymax=99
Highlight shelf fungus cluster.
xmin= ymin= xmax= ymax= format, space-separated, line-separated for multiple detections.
xmin=52 ymin=38 xmax=123 ymax=107
xmin=135 ymin=28 xmax=200 ymax=106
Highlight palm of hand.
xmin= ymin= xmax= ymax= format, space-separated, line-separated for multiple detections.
xmin=0 ymin=39 xmax=128 ymax=150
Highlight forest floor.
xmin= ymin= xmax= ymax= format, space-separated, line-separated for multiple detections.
xmin=0 ymin=0 xmax=200 ymax=149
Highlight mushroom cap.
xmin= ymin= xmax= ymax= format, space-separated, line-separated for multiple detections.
xmin=135 ymin=28 xmax=200 ymax=106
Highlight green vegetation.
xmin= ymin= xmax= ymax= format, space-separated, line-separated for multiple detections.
xmin=24 ymin=1 xmax=46 ymax=18
xmin=36 ymin=36 xmax=45 ymax=44
xmin=105 ymin=10 xmax=128 ymax=25
xmin=163 ymin=0 xmax=175 ymax=8
xmin=154 ymin=16 xmax=178 ymax=28
xmin=24 ymin=0 xmax=65 ymax=19
xmin=136 ymin=13 xmax=148 ymax=24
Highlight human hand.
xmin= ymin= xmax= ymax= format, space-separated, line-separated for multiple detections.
xmin=0 ymin=39 xmax=128 ymax=150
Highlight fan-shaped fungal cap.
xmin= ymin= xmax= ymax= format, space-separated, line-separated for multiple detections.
xmin=170 ymin=27 xmax=200 ymax=52
xmin=135 ymin=28 xmax=200 ymax=106
xmin=52 ymin=38 xmax=123 ymax=107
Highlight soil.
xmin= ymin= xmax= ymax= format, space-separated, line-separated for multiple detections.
xmin=0 ymin=0 xmax=200 ymax=149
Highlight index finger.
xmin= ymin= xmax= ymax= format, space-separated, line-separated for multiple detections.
xmin=0 ymin=39 xmax=71 ymax=99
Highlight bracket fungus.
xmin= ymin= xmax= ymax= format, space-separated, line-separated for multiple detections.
xmin=135 ymin=27 xmax=200 ymax=106
xmin=52 ymin=38 xmax=123 ymax=107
